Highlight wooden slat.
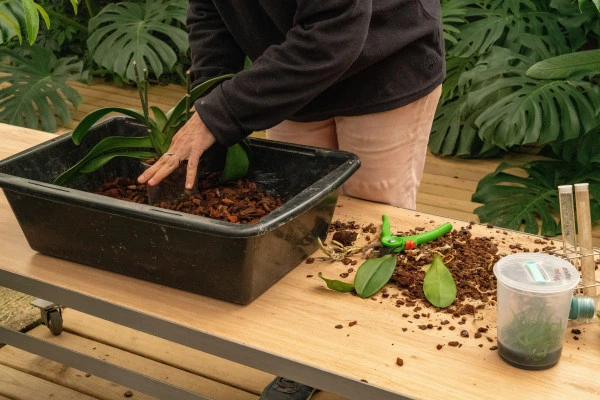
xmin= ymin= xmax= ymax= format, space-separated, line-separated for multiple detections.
xmin=0 ymin=363 xmax=97 ymax=400
xmin=61 ymin=309 xmax=273 ymax=396
xmin=0 ymin=309 xmax=347 ymax=400
xmin=0 ymin=324 xmax=258 ymax=400
xmin=53 ymin=309 xmax=346 ymax=400
xmin=420 ymin=172 xmax=479 ymax=192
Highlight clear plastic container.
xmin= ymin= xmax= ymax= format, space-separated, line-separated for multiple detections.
xmin=493 ymin=253 xmax=579 ymax=370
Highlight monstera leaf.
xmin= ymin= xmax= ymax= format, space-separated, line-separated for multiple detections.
xmin=444 ymin=47 xmax=600 ymax=153
xmin=527 ymin=50 xmax=600 ymax=80
xmin=546 ymin=123 xmax=600 ymax=166
xmin=0 ymin=46 xmax=83 ymax=132
xmin=472 ymin=161 xmax=600 ymax=236
xmin=87 ymin=0 xmax=188 ymax=81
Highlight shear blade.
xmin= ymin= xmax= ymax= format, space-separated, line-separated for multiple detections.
xmin=377 ymin=246 xmax=395 ymax=256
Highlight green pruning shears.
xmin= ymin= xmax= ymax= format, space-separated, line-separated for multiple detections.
xmin=379 ymin=214 xmax=453 ymax=255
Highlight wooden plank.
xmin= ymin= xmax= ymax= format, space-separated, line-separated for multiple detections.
xmin=0 ymin=345 xmax=154 ymax=400
xmin=0 ymin=316 xmax=346 ymax=400
xmin=421 ymin=172 xmax=479 ymax=192
xmin=61 ymin=309 xmax=274 ymax=396
xmin=0 ymin=324 xmax=258 ymax=400
xmin=0 ymin=363 xmax=97 ymax=400
xmin=416 ymin=192 xmax=480 ymax=215
xmin=414 ymin=203 xmax=477 ymax=223
xmin=418 ymin=181 xmax=475 ymax=203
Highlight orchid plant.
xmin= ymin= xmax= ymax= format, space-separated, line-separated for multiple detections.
xmin=54 ymin=66 xmax=248 ymax=186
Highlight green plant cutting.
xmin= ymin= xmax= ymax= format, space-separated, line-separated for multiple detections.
xmin=54 ymin=69 xmax=249 ymax=186
xmin=501 ymin=302 xmax=564 ymax=362
xmin=319 ymin=215 xmax=455 ymax=301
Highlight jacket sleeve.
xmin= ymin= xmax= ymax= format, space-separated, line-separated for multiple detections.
xmin=187 ymin=0 xmax=246 ymax=86
xmin=195 ymin=0 xmax=372 ymax=146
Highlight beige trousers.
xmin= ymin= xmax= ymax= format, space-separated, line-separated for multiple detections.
xmin=266 ymin=85 xmax=442 ymax=209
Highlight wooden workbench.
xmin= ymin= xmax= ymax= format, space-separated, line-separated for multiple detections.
xmin=0 ymin=124 xmax=598 ymax=400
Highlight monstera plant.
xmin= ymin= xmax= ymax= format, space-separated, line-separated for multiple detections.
xmin=54 ymin=71 xmax=249 ymax=187
xmin=432 ymin=0 xmax=600 ymax=236
xmin=87 ymin=0 xmax=189 ymax=82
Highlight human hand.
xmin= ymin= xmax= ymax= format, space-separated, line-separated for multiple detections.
xmin=137 ymin=112 xmax=216 ymax=190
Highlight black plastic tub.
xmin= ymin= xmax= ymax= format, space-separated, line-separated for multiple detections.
xmin=0 ymin=117 xmax=360 ymax=304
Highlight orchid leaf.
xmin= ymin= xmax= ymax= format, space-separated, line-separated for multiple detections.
xmin=423 ymin=254 xmax=456 ymax=308
xmin=354 ymin=254 xmax=396 ymax=298
xmin=318 ymin=272 xmax=355 ymax=293
xmin=221 ymin=143 xmax=250 ymax=182
xmin=164 ymin=74 xmax=233 ymax=130
xmin=53 ymin=136 xmax=156 ymax=186
xmin=71 ymin=107 xmax=148 ymax=145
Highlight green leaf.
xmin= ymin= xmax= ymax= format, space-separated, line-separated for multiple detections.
xmin=21 ymin=0 xmax=39 ymax=45
xmin=472 ymin=161 xmax=600 ymax=236
xmin=33 ymin=3 xmax=49 ymax=29
xmin=164 ymin=74 xmax=233 ymax=133
xmin=318 ymin=272 xmax=355 ymax=293
xmin=464 ymin=48 xmax=599 ymax=151
xmin=53 ymin=144 xmax=157 ymax=186
xmin=70 ymin=0 xmax=78 ymax=14
xmin=423 ymin=254 xmax=456 ymax=308
xmin=0 ymin=46 xmax=83 ymax=132
xmin=87 ymin=0 xmax=188 ymax=81
xmin=221 ymin=143 xmax=249 ymax=182
xmin=354 ymin=254 xmax=396 ymax=298
xmin=71 ymin=107 xmax=148 ymax=145
xmin=150 ymin=106 xmax=168 ymax=131
xmin=0 ymin=4 xmax=23 ymax=44
xmin=526 ymin=50 xmax=600 ymax=80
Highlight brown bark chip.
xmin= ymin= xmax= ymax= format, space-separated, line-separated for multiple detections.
xmin=396 ymin=358 xmax=404 ymax=366
xmin=95 ymin=174 xmax=282 ymax=224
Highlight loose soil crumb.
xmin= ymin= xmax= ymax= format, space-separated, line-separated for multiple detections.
xmin=332 ymin=230 xmax=359 ymax=246
xmin=389 ymin=226 xmax=500 ymax=313
xmin=396 ymin=358 xmax=404 ymax=366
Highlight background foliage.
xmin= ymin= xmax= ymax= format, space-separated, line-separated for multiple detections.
xmin=0 ymin=0 xmax=190 ymax=131
xmin=437 ymin=0 xmax=600 ymax=236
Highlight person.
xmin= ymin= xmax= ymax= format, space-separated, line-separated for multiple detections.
xmin=138 ymin=1 xmax=444 ymax=399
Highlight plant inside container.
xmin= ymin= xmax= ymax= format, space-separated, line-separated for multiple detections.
xmin=498 ymin=299 xmax=564 ymax=369
xmin=50 ymin=65 xmax=278 ymax=223
xmin=54 ymin=65 xmax=246 ymax=185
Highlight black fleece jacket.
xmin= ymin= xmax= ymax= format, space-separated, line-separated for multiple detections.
xmin=187 ymin=0 xmax=445 ymax=146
